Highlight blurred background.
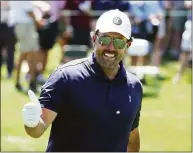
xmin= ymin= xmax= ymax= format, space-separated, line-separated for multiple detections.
xmin=1 ymin=0 xmax=192 ymax=151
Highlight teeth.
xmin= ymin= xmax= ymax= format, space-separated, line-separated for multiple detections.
xmin=104 ymin=53 xmax=115 ymax=58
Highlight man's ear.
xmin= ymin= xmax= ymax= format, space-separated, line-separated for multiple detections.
xmin=90 ymin=31 xmax=96 ymax=42
xmin=127 ymin=41 xmax=132 ymax=47
xmin=90 ymin=31 xmax=97 ymax=48
xmin=127 ymin=37 xmax=133 ymax=48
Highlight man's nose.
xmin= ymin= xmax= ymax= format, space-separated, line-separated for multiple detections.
xmin=107 ymin=41 xmax=114 ymax=50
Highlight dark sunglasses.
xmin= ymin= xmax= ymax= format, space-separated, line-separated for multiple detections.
xmin=97 ymin=35 xmax=127 ymax=49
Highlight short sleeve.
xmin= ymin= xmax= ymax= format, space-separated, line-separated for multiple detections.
xmin=39 ymin=68 xmax=67 ymax=113
xmin=131 ymin=81 xmax=143 ymax=131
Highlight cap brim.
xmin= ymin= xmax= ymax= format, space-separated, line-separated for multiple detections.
xmin=96 ymin=27 xmax=130 ymax=40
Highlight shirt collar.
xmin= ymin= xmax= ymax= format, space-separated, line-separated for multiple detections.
xmin=87 ymin=53 xmax=127 ymax=81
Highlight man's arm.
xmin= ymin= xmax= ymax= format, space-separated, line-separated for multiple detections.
xmin=127 ymin=81 xmax=143 ymax=152
xmin=24 ymin=108 xmax=57 ymax=138
xmin=23 ymin=69 xmax=65 ymax=138
xmin=127 ymin=106 xmax=141 ymax=152
xmin=127 ymin=127 xmax=140 ymax=152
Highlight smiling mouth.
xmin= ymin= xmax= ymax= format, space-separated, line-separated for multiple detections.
xmin=103 ymin=53 xmax=116 ymax=58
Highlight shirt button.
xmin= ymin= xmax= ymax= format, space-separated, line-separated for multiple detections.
xmin=116 ymin=110 xmax=120 ymax=114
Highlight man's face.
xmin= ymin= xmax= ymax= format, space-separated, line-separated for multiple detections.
xmin=93 ymin=32 xmax=129 ymax=70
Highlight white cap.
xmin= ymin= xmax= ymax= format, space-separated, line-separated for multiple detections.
xmin=95 ymin=9 xmax=131 ymax=40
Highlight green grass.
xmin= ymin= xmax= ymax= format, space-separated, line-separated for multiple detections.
xmin=1 ymin=43 xmax=192 ymax=151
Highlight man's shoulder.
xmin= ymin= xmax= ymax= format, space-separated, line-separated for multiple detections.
xmin=126 ymin=71 xmax=143 ymax=89
xmin=56 ymin=57 xmax=91 ymax=78
xmin=58 ymin=57 xmax=89 ymax=70
xmin=43 ymin=58 xmax=90 ymax=87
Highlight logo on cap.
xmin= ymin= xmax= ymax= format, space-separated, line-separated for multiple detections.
xmin=113 ymin=17 xmax=122 ymax=25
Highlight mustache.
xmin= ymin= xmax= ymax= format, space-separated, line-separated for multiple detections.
xmin=103 ymin=49 xmax=118 ymax=55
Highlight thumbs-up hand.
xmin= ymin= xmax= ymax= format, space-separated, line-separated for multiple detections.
xmin=22 ymin=90 xmax=42 ymax=128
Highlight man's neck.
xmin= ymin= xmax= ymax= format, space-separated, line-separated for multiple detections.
xmin=102 ymin=65 xmax=120 ymax=80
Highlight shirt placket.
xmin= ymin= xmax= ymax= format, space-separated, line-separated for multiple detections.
xmin=107 ymin=81 xmax=113 ymax=105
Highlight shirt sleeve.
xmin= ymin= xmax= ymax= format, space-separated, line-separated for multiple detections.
xmin=39 ymin=68 xmax=67 ymax=113
xmin=130 ymin=81 xmax=143 ymax=131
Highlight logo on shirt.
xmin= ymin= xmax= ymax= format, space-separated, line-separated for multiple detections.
xmin=113 ymin=17 xmax=122 ymax=25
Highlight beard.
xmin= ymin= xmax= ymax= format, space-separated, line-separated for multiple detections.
xmin=95 ymin=49 xmax=124 ymax=70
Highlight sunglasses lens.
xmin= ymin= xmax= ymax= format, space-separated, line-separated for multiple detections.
xmin=113 ymin=39 xmax=126 ymax=49
xmin=99 ymin=36 xmax=111 ymax=45
xmin=99 ymin=36 xmax=126 ymax=49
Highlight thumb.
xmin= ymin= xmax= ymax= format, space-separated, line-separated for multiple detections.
xmin=27 ymin=90 xmax=42 ymax=115
xmin=28 ymin=90 xmax=39 ymax=104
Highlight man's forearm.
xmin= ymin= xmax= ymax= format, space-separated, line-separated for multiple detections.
xmin=24 ymin=119 xmax=47 ymax=138
xmin=127 ymin=141 xmax=140 ymax=152
xmin=127 ymin=128 xmax=140 ymax=152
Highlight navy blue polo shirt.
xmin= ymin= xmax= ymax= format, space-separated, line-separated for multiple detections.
xmin=39 ymin=54 xmax=143 ymax=152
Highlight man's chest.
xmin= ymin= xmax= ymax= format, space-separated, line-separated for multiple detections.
xmin=63 ymin=78 xmax=140 ymax=126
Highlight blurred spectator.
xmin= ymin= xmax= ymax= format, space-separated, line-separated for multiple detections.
xmin=129 ymin=1 xmax=146 ymax=40
xmin=173 ymin=1 xmax=192 ymax=84
xmin=129 ymin=1 xmax=148 ymax=66
xmin=159 ymin=0 xmax=173 ymax=58
xmin=169 ymin=0 xmax=189 ymax=59
xmin=92 ymin=0 xmax=130 ymax=12
xmin=57 ymin=1 xmax=71 ymax=63
xmin=33 ymin=1 xmax=65 ymax=83
xmin=129 ymin=1 xmax=161 ymax=66
xmin=63 ymin=0 xmax=93 ymax=46
xmin=149 ymin=0 xmax=167 ymax=67
xmin=0 ymin=1 xmax=17 ymax=78
xmin=61 ymin=0 xmax=93 ymax=63
xmin=9 ymin=1 xmax=41 ymax=92
xmin=142 ymin=1 xmax=162 ymax=46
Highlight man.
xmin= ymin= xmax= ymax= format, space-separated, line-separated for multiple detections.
xmin=22 ymin=9 xmax=143 ymax=152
